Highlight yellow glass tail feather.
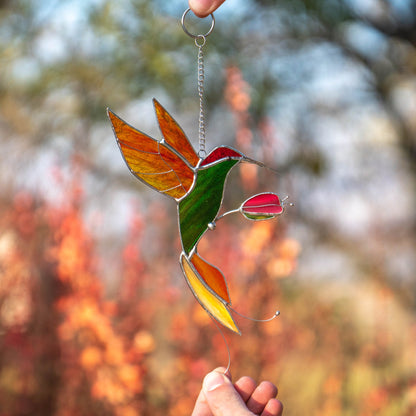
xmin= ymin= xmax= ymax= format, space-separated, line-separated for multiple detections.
xmin=180 ymin=254 xmax=240 ymax=335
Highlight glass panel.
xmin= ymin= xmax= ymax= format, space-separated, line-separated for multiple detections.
xmin=191 ymin=253 xmax=230 ymax=303
xmin=181 ymin=254 xmax=240 ymax=334
xmin=200 ymin=146 xmax=242 ymax=167
xmin=179 ymin=159 xmax=239 ymax=254
xmin=241 ymin=192 xmax=283 ymax=219
xmin=154 ymin=99 xmax=200 ymax=167
xmin=109 ymin=110 xmax=195 ymax=199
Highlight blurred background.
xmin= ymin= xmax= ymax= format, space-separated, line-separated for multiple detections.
xmin=1 ymin=0 xmax=415 ymax=415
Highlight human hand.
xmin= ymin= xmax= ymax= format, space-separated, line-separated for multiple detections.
xmin=189 ymin=0 xmax=226 ymax=17
xmin=192 ymin=368 xmax=283 ymax=416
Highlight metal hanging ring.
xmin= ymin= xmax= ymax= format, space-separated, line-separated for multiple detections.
xmin=195 ymin=35 xmax=206 ymax=47
xmin=181 ymin=8 xmax=215 ymax=39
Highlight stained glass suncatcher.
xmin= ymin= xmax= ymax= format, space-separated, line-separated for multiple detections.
xmin=108 ymin=99 xmax=287 ymax=334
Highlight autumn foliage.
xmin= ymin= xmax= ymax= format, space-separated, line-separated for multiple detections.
xmin=1 ymin=161 xmax=415 ymax=416
xmin=0 ymin=67 xmax=415 ymax=416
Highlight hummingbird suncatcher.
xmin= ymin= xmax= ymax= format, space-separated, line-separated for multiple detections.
xmin=108 ymin=99 xmax=287 ymax=335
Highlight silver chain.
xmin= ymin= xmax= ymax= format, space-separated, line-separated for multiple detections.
xmin=181 ymin=8 xmax=215 ymax=158
xmin=196 ymin=36 xmax=206 ymax=157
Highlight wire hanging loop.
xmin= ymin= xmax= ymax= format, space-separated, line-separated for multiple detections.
xmin=181 ymin=8 xmax=215 ymax=39
xmin=181 ymin=8 xmax=215 ymax=158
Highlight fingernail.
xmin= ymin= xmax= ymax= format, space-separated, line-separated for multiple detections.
xmin=203 ymin=371 xmax=227 ymax=392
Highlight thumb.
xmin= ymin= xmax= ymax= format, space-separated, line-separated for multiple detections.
xmin=203 ymin=370 xmax=252 ymax=416
xmin=189 ymin=0 xmax=226 ymax=17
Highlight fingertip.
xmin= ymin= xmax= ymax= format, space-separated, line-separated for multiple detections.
xmin=260 ymin=380 xmax=278 ymax=398
xmin=247 ymin=381 xmax=279 ymax=414
xmin=213 ymin=366 xmax=232 ymax=379
xmin=188 ymin=0 xmax=225 ymax=17
xmin=188 ymin=0 xmax=211 ymax=17
xmin=203 ymin=370 xmax=231 ymax=392
xmin=202 ymin=369 xmax=253 ymax=416
xmin=234 ymin=376 xmax=257 ymax=402
xmin=262 ymin=398 xmax=284 ymax=416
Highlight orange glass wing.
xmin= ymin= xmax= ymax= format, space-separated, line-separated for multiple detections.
xmin=108 ymin=109 xmax=196 ymax=200
xmin=153 ymin=99 xmax=200 ymax=167
xmin=190 ymin=252 xmax=230 ymax=304
xmin=180 ymin=254 xmax=240 ymax=334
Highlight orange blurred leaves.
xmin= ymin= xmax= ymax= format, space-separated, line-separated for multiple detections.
xmin=0 ymin=167 xmax=413 ymax=416
xmin=0 ymin=72 xmax=412 ymax=416
xmin=133 ymin=330 xmax=156 ymax=354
